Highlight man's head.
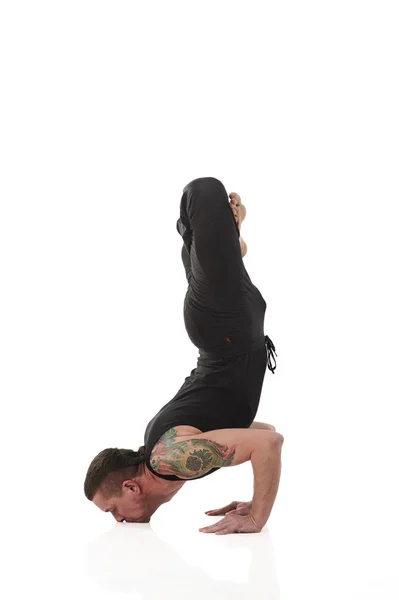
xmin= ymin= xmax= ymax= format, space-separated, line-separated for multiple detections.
xmin=84 ymin=447 xmax=152 ymax=523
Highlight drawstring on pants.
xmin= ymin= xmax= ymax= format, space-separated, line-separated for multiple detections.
xmin=265 ymin=335 xmax=278 ymax=374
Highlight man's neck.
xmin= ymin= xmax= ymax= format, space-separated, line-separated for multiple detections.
xmin=144 ymin=463 xmax=186 ymax=499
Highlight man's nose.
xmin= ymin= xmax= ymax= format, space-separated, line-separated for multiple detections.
xmin=113 ymin=513 xmax=124 ymax=522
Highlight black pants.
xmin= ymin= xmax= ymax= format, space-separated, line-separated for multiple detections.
xmin=176 ymin=177 xmax=268 ymax=360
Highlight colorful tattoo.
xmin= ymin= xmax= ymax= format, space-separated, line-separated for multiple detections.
xmin=150 ymin=428 xmax=236 ymax=479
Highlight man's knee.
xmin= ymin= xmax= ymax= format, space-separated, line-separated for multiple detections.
xmin=183 ymin=176 xmax=225 ymax=195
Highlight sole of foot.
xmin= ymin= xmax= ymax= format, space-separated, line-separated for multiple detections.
xmin=229 ymin=192 xmax=246 ymax=229
xmin=229 ymin=192 xmax=247 ymax=257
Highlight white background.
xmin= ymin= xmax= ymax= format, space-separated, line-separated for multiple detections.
xmin=1 ymin=1 xmax=398 ymax=599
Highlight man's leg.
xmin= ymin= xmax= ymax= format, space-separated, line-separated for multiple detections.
xmin=179 ymin=205 xmax=246 ymax=286
xmin=177 ymin=177 xmax=243 ymax=298
xmin=181 ymin=243 xmax=192 ymax=285
xmin=178 ymin=186 xmax=247 ymax=284
xmin=176 ymin=176 xmax=267 ymax=356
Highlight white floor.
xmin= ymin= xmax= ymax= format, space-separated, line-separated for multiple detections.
xmin=2 ymin=2 xmax=399 ymax=598
xmin=3 ymin=412 xmax=399 ymax=600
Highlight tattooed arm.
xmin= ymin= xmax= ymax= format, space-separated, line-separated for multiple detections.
xmin=149 ymin=426 xmax=280 ymax=480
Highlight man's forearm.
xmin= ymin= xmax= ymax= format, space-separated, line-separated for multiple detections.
xmin=249 ymin=436 xmax=284 ymax=530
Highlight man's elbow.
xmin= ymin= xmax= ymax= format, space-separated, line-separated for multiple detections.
xmin=271 ymin=432 xmax=284 ymax=447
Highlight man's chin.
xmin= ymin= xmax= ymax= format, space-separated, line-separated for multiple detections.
xmin=124 ymin=517 xmax=150 ymax=524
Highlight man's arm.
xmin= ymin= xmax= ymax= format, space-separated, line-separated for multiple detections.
xmin=249 ymin=434 xmax=284 ymax=529
xmin=250 ymin=421 xmax=276 ymax=431
xmin=150 ymin=426 xmax=282 ymax=480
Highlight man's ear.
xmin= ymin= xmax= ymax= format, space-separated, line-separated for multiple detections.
xmin=122 ymin=479 xmax=138 ymax=492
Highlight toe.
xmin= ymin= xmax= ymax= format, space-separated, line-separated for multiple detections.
xmin=230 ymin=203 xmax=239 ymax=222
xmin=229 ymin=192 xmax=241 ymax=206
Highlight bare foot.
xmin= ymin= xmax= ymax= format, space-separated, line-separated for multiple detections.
xmin=229 ymin=192 xmax=247 ymax=257
xmin=239 ymin=237 xmax=247 ymax=258
xmin=229 ymin=192 xmax=246 ymax=230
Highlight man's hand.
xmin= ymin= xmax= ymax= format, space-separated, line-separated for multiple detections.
xmin=199 ymin=512 xmax=261 ymax=535
xmin=205 ymin=500 xmax=253 ymax=516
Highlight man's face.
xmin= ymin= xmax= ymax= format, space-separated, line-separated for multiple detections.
xmin=92 ymin=483 xmax=151 ymax=523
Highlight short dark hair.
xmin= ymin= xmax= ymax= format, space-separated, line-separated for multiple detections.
xmin=84 ymin=446 xmax=146 ymax=501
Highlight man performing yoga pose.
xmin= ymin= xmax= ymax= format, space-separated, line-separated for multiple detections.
xmin=84 ymin=177 xmax=284 ymax=534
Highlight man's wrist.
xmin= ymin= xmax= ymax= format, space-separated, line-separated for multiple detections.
xmin=249 ymin=512 xmax=266 ymax=530
xmin=250 ymin=436 xmax=284 ymax=529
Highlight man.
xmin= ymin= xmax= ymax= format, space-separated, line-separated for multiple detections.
xmin=84 ymin=177 xmax=284 ymax=534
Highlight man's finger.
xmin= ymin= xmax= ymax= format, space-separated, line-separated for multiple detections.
xmin=199 ymin=522 xmax=228 ymax=533
xmin=205 ymin=502 xmax=237 ymax=515
xmin=206 ymin=508 xmax=228 ymax=515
